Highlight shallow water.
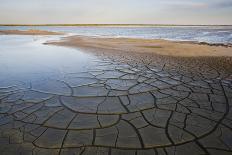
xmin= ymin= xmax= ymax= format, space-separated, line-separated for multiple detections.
xmin=1 ymin=26 xmax=232 ymax=44
xmin=0 ymin=35 xmax=99 ymax=88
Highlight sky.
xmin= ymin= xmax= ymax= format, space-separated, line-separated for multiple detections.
xmin=0 ymin=0 xmax=232 ymax=25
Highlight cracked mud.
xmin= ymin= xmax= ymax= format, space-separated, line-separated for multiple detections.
xmin=0 ymin=36 xmax=232 ymax=155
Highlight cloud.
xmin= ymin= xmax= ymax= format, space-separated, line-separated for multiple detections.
xmin=213 ymin=1 xmax=232 ymax=8
xmin=161 ymin=0 xmax=232 ymax=9
xmin=161 ymin=1 xmax=208 ymax=8
xmin=0 ymin=0 xmax=231 ymax=24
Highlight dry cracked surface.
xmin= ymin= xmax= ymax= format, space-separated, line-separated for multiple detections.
xmin=0 ymin=54 xmax=232 ymax=155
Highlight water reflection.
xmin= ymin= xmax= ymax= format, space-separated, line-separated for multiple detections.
xmin=0 ymin=35 xmax=98 ymax=88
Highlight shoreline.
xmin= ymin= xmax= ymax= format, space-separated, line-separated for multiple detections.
xmin=45 ymin=35 xmax=232 ymax=76
xmin=0 ymin=29 xmax=231 ymax=48
xmin=0 ymin=29 xmax=63 ymax=35
xmin=1 ymin=24 xmax=232 ymax=27
xmin=45 ymin=35 xmax=232 ymax=57
xmin=1 ymin=29 xmax=232 ymax=74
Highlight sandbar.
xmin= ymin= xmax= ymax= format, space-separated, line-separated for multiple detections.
xmin=0 ymin=29 xmax=63 ymax=35
xmin=46 ymin=36 xmax=232 ymax=57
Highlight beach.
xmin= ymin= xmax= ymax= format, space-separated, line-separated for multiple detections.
xmin=0 ymin=28 xmax=231 ymax=155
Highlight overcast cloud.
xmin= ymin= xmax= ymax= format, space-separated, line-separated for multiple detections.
xmin=0 ymin=0 xmax=231 ymax=25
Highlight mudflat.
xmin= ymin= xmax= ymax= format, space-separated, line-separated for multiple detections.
xmin=0 ymin=32 xmax=232 ymax=155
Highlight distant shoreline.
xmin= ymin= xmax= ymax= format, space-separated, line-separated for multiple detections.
xmin=0 ymin=24 xmax=232 ymax=27
xmin=0 ymin=29 xmax=63 ymax=35
xmin=1 ymin=29 xmax=231 ymax=48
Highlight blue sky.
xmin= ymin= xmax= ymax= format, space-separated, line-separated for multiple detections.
xmin=0 ymin=0 xmax=232 ymax=25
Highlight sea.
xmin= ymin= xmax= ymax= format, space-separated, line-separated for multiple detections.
xmin=0 ymin=25 xmax=232 ymax=44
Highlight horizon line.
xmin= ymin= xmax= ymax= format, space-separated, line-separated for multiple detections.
xmin=0 ymin=24 xmax=232 ymax=26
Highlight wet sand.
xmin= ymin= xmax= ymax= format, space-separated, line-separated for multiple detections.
xmin=0 ymin=29 xmax=63 ymax=35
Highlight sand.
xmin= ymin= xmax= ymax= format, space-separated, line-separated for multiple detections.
xmin=46 ymin=36 xmax=232 ymax=57
xmin=45 ymin=35 xmax=232 ymax=76
xmin=0 ymin=29 xmax=63 ymax=35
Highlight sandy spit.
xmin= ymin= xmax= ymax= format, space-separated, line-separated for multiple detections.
xmin=0 ymin=29 xmax=64 ymax=35
xmin=45 ymin=36 xmax=232 ymax=57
